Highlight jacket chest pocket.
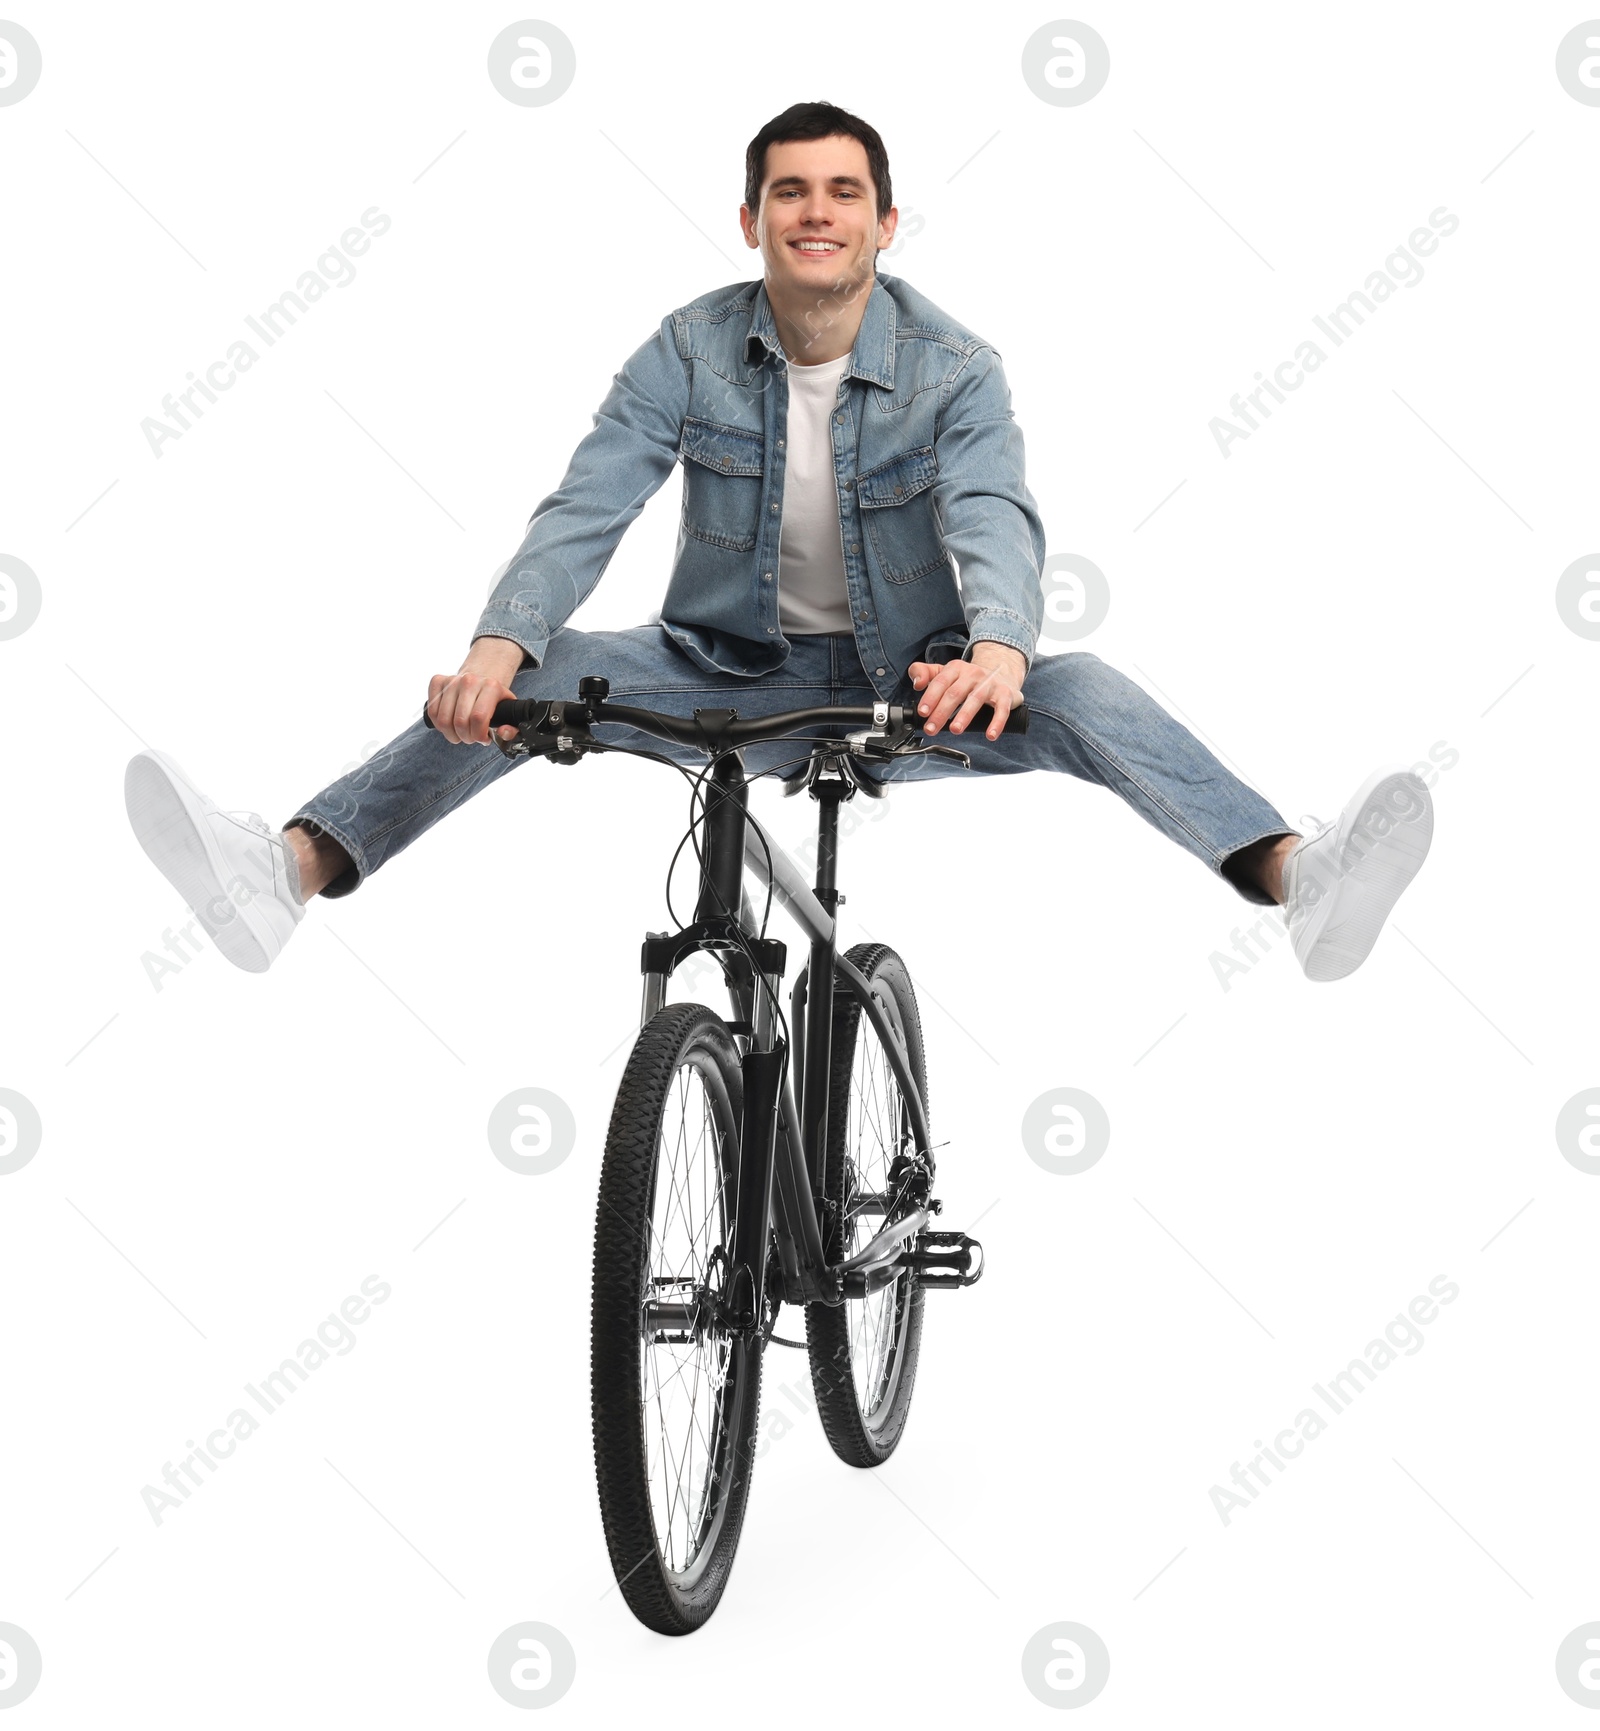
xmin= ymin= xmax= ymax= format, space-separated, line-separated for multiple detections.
xmin=856 ymin=445 xmax=949 ymax=582
xmin=679 ymin=417 xmax=765 ymax=552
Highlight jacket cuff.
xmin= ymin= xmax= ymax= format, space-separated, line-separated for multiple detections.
xmin=964 ymin=611 xmax=1036 ymax=674
xmin=472 ymin=601 xmax=550 ymax=670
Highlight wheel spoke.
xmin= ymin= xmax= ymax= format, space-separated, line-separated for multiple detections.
xmin=639 ymin=1054 xmax=737 ymax=1578
xmin=839 ymin=993 xmax=915 ymax=1424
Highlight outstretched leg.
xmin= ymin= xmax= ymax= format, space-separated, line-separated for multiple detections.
xmin=874 ymin=650 xmax=1433 ymax=978
xmin=125 ymin=623 xmax=706 ymax=964
xmin=879 ymin=650 xmax=1299 ymax=903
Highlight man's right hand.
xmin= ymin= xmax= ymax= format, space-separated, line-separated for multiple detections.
xmin=427 ymin=636 xmax=527 ymax=745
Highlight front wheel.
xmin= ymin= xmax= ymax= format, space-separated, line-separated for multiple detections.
xmin=590 ymin=1002 xmax=762 ymax=1635
xmin=805 ymin=943 xmax=929 ymax=1467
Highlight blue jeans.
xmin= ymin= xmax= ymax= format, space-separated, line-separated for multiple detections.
xmin=287 ymin=627 xmax=1293 ymax=905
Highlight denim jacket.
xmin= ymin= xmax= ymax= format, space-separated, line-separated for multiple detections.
xmin=474 ymin=270 xmax=1047 ymax=698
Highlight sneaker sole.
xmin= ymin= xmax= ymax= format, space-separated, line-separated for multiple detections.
xmin=124 ymin=752 xmax=275 ymax=974
xmin=1301 ymin=768 xmax=1433 ymax=982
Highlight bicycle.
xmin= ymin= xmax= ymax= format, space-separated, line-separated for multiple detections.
xmin=428 ymin=675 xmax=1027 ymax=1633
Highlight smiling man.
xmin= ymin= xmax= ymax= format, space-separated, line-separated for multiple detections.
xmin=125 ymin=100 xmax=1431 ymax=981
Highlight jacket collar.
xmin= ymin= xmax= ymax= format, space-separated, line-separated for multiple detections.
xmin=743 ymin=272 xmax=896 ymax=388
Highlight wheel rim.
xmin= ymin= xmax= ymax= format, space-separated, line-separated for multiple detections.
xmin=840 ymin=1006 xmax=916 ymax=1432
xmin=640 ymin=1050 xmax=741 ymax=1586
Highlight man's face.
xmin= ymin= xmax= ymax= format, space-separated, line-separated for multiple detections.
xmin=741 ymin=135 xmax=896 ymax=297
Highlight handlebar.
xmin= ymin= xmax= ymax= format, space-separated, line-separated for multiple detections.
xmin=422 ymin=676 xmax=1029 ymax=765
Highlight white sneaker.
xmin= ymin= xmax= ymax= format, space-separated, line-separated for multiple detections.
xmin=1282 ymin=766 xmax=1433 ymax=983
xmin=124 ymin=751 xmax=305 ymax=973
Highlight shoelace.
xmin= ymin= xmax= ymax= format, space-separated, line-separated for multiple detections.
xmin=218 ymin=809 xmax=284 ymax=901
xmin=221 ymin=810 xmax=271 ymax=836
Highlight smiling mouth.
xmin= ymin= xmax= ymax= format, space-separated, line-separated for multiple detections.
xmin=789 ymin=239 xmax=845 ymax=257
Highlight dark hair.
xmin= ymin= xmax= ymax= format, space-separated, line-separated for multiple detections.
xmin=744 ymin=102 xmax=892 ymax=225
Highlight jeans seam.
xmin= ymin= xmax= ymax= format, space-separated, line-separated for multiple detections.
xmin=1027 ymin=700 xmax=1220 ymax=866
xmin=1221 ymin=825 xmax=1301 ymax=856
xmin=348 ymin=751 xmax=506 ymax=854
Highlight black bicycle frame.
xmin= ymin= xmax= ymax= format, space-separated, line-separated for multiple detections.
xmin=636 ymin=746 xmax=933 ymax=1323
xmin=440 ymin=679 xmax=1010 ymax=1321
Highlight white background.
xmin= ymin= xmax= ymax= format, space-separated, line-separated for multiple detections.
xmin=3 ymin=0 xmax=1596 ymax=1721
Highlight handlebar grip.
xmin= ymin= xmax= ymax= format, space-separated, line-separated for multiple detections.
xmin=423 ymin=698 xmax=550 ymax=732
xmin=968 ymin=699 xmax=1029 ymax=735
xmin=490 ymin=699 xmax=548 ymax=728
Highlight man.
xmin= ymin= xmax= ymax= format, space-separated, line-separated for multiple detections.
xmin=125 ymin=102 xmax=1432 ymax=980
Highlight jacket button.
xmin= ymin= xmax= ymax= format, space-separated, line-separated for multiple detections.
xmin=722 ymin=457 xmax=732 ymax=469
xmin=875 ymin=666 xmax=886 ymax=675
xmin=849 ymin=543 xmax=858 ymax=552
xmin=762 ymin=572 xmax=772 ymax=582
xmin=894 ymin=485 xmax=904 ymax=496
xmin=767 ymin=626 xmax=775 ymax=634
xmin=835 ymin=413 xmax=845 ymax=423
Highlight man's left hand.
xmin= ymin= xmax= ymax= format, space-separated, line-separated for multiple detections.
xmin=906 ymin=641 xmax=1028 ymax=740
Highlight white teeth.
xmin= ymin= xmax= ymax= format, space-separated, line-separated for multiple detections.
xmin=794 ymin=242 xmax=841 ymax=252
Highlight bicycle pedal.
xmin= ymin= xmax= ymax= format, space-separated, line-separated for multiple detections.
xmin=907 ymin=1229 xmax=984 ymax=1290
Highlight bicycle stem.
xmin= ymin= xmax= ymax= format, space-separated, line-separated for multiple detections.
xmin=693 ymin=755 xmax=750 ymax=928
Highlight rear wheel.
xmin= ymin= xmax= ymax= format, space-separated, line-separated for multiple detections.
xmin=805 ymin=944 xmax=929 ymax=1467
xmin=590 ymin=1002 xmax=762 ymax=1634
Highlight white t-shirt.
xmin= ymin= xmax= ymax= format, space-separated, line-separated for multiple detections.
xmin=776 ymin=352 xmax=854 ymax=635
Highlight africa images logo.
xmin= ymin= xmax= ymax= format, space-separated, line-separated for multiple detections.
xmin=140 ymin=208 xmax=392 ymax=457
xmin=1209 ymin=208 xmax=1460 ymax=458
xmin=1208 ymin=1275 xmax=1459 ymax=1525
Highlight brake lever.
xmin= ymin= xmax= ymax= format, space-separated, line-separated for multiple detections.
xmin=844 ymin=701 xmax=916 ymax=762
xmin=495 ymin=700 xmax=593 ymax=765
xmin=909 ymin=741 xmax=971 ymax=767
xmin=845 ymin=695 xmax=969 ymax=765
xmin=845 ymin=702 xmax=973 ymax=770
